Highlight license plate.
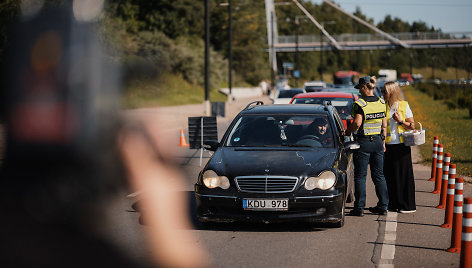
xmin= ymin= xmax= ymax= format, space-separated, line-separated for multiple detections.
xmin=243 ymin=199 xmax=288 ymax=211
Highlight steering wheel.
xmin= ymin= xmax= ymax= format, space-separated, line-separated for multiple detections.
xmin=296 ymin=135 xmax=323 ymax=147
xmin=298 ymin=135 xmax=321 ymax=141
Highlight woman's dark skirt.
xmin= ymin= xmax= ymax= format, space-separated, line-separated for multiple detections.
xmin=384 ymin=143 xmax=416 ymax=211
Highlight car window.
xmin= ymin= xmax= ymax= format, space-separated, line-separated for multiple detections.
xmin=225 ymin=115 xmax=334 ymax=148
xmin=278 ymin=90 xmax=304 ymax=98
xmin=304 ymin=86 xmax=323 ymax=92
xmin=292 ymin=97 xmax=354 ymax=119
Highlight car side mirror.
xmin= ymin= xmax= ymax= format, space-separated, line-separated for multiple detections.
xmin=203 ymin=140 xmax=219 ymax=151
xmin=344 ymin=141 xmax=360 ymax=150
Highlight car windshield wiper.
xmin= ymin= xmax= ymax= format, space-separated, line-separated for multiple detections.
xmin=281 ymin=143 xmax=313 ymax=147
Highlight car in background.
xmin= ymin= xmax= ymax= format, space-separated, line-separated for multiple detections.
xmin=272 ymin=88 xmax=305 ymax=104
xmin=290 ymin=92 xmax=359 ymax=129
xmin=397 ymin=79 xmax=410 ymax=87
xmin=333 ymin=70 xmax=359 ymax=88
xmin=400 ymin=73 xmax=414 ymax=83
xmin=412 ymin=73 xmax=424 ymax=83
xmin=378 ymin=69 xmax=397 ymax=83
xmin=303 ymin=80 xmax=326 ymax=92
xmin=322 ymin=84 xmax=383 ymax=99
xmin=195 ymin=101 xmax=358 ymax=227
xmin=322 ymin=86 xmax=360 ymax=97
xmin=374 ymin=80 xmax=385 ymax=98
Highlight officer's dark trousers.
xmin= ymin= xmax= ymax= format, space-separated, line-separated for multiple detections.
xmin=353 ymin=136 xmax=389 ymax=211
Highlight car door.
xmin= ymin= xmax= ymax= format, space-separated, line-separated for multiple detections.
xmin=333 ymin=109 xmax=354 ymax=201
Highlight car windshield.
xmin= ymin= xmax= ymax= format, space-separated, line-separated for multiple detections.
xmin=225 ymin=114 xmax=334 ymax=148
xmin=278 ymin=89 xmax=304 ymax=98
xmin=304 ymin=86 xmax=324 ymax=92
xmin=292 ymin=97 xmax=354 ymax=119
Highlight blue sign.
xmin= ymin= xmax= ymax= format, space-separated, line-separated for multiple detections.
xmin=293 ymin=70 xmax=300 ymax=78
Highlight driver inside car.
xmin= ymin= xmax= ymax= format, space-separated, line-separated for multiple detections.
xmin=297 ymin=117 xmax=333 ymax=147
xmin=312 ymin=117 xmax=333 ymax=146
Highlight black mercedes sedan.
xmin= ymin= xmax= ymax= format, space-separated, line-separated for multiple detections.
xmin=194 ymin=101 xmax=359 ymax=227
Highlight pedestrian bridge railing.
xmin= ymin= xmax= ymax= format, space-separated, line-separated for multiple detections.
xmin=278 ymin=31 xmax=472 ymax=44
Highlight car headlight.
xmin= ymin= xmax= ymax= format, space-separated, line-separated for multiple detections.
xmin=202 ymin=170 xmax=230 ymax=189
xmin=304 ymin=171 xmax=336 ymax=190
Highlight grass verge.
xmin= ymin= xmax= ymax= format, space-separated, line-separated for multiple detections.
xmin=412 ymin=67 xmax=471 ymax=80
xmin=403 ymin=85 xmax=472 ymax=177
xmin=122 ymin=73 xmax=227 ymax=109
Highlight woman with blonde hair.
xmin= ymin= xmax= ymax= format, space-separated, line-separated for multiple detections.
xmin=382 ymin=81 xmax=416 ymax=213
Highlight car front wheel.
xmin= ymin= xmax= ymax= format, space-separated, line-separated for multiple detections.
xmin=332 ymin=201 xmax=345 ymax=228
xmin=325 ymin=199 xmax=345 ymax=228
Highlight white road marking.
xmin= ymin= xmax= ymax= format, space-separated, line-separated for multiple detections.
xmin=378 ymin=211 xmax=398 ymax=268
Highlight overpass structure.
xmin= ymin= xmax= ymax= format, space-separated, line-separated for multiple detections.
xmin=265 ymin=0 xmax=472 ymax=72
xmin=275 ymin=31 xmax=472 ymax=52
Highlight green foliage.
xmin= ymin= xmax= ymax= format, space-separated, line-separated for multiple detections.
xmin=415 ymin=82 xmax=472 ymax=116
xmin=122 ymin=73 xmax=226 ymax=108
xmin=101 ymin=2 xmax=227 ymax=91
xmin=404 ymin=86 xmax=472 ymax=177
xmin=1 ymin=0 xmax=471 ymax=106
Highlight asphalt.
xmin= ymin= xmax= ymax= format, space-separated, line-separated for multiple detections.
xmin=123 ymin=89 xmax=472 ymax=267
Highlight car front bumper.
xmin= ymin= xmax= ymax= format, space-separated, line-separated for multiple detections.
xmin=195 ymin=188 xmax=344 ymax=224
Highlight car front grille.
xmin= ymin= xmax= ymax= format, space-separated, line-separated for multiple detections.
xmin=235 ymin=176 xmax=299 ymax=193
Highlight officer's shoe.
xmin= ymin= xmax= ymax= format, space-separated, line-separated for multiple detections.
xmin=348 ymin=209 xmax=364 ymax=217
xmin=368 ymin=206 xmax=387 ymax=215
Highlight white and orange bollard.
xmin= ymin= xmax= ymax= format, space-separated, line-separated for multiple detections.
xmin=433 ymin=144 xmax=444 ymax=194
xmin=441 ymin=164 xmax=456 ymax=228
xmin=437 ymin=153 xmax=451 ymax=209
xmin=460 ymin=197 xmax=472 ymax=267
xmin=429 ymin=136 xmax=439 ymax=181
xmin=447 ymin=177 xmax=464 ymax=253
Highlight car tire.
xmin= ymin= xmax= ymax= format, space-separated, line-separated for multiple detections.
xmin=327 ymin=201 xmax=345 ymax=228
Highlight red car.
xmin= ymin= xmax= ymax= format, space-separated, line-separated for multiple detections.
xmin=290 ymin=92 xmax=359 ymax=129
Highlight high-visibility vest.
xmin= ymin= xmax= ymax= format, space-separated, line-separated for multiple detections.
xmin=386 ymin=100 xmax=408 ymax=143
xmin=353 ymin=98 xmax=386 ymax=136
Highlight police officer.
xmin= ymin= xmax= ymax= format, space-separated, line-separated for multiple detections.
xmin=345 ymin=76 xmax=389 ymax=216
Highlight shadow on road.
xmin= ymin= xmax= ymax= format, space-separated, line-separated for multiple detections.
xmin=415 ymin=204 xmax=437 ymax=208
xmin=415 ymin=190 xmax=435 ymax=193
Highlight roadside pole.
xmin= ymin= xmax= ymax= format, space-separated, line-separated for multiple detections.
xmin=204 ymin=0 xmax=211 ymax=115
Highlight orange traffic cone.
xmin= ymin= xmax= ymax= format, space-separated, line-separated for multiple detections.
xmin=179 ymin=128 xmax=189 ymax=147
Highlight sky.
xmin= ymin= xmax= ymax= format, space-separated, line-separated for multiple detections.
xmin=310 ymin=0 xmax=472 ymax=33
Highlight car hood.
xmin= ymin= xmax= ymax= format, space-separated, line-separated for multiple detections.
xmin=206 ymin=147 xmax=337 ymax=178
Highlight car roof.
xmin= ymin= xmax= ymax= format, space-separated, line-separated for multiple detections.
xmin=292 ymin=92 xmax=357 ymax=99
xmin=240 ymin=103 xmax=331 ymax=115
xmin=280 ymin=88 xmax=304 ymax=92
xmin=304 ymin=80 xmax=326 ymax=86
xmin=322 ymin=87 xmax=361 ymax=95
